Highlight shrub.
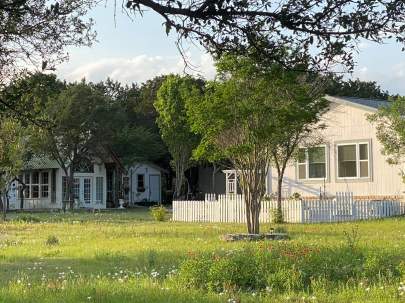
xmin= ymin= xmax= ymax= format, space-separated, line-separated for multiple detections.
xmin=150 ymin=205 xmax=167 ymax=221
xmin=176 ymin=244 xmax=404 ymax=294
xmin=271 ymin=208 xmax=284 ymax=224
xmin=177 ymin=254 xmax=213 ymax=289
xmin=207 ymin=250 xmax=265 ymax=292
xmin=46 ymin=235 xmax=60 ymax=246
xmin=16 ymin=215 xmax=41 ymax=223
xmin=266 ymin=266 xmax=304 ymax=292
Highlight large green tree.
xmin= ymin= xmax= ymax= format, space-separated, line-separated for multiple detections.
xmin=325 ymin=75 xmax=390 ymax=100
xmin=188 ymin=55 xmax=327 ymax=233
xmin=0 ymin=1 xmax=94 ymax=84
xmin=368 ymin=96 xmax=405 ymax=179
xmin=0 ymin=119 xmax=28 ymax=220
xmin=155 ymin=75 xmax=201 ymax=198
xmin=124 ymin=0 xmax=405 ymax=70
xmin=32 ymin=82 xmax=118 ymax=209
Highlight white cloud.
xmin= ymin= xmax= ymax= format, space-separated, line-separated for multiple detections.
xmin=58 ymin=53 xmax=216 ymax=84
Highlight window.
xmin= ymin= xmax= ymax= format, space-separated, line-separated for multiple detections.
xmin=73 ymin=178 xmax=80 ymax=199
xmin=41 ymin=172 xmax=49 ymax=198
xmin=337 ymin=142 xmax=370 ymax=179
xmin=83 ymin=178 xmax=91 ymax=203
xmin=24 ymin=173 xmax=30 ymax=198
xmin=74 ymin=157 xmax=94 ymax=173
xmin=96 ymin=177 xmax=103 ymax=204
xmin=137 ymin=174 xmax=145 ymax=192
xmin=31 ymin=172 xmax=39 ymax=198
xmin=62 ymin=177 xmax=69 ymax=201
xmin=297 ymin=146 xmax=327 ymax=180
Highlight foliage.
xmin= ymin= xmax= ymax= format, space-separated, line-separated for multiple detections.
xmin=0 ymin=0 xmax=95 ymax=84
xmin=325 ymin=76 xmax=391 ymax=100
xmin=15 ymin=215 xmax=41 ymax=223
xmin=30 ymin=81 xmax=118 ymax=209
xmin=343 ymin=225 xmax=360 ymax=251
xmin=368 ymin=96 xmax=405 ymax=176
xmin=177 ymin=244 xmax=403 ymax=294
xmin=155 ymin=75 xmax=202 ymax=198
xmin=149 ymin=206 xmax=168 ymax=222
xmin=0 ymin=211 xmax=404 ymax=302
xmin=46 ymin=235 xmax=60 ymax=246
xmin=125 ymin=0 xmax=405 ymax=71
xmin=271 ymin=208 xmax=284 ymax=224
xmin=187 ymin=55 xmax=328 ymax=233
xmin=0 ymin=118 xmax=28 ymax=219
xmin=91 ymin=77 xmax=169 ymax=166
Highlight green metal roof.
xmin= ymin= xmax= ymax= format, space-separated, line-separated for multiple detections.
xmin=23 ymin=156 xmax=61 ymax=170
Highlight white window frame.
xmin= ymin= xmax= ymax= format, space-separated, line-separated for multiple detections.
xmin=297 ymin=145 xmax=328 ymax=181
xmin=22 ymin=171 xmax=50 ymax=199
xmin=336 ymin=142 xmax=370 ymax=180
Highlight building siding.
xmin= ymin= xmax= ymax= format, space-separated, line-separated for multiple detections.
xmin=270 ymin=102 xmax=404 ymax=198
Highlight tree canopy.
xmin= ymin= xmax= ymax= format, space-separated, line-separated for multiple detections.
xmin=325 ymin=76 xmax=391 ymax=100
xmin=125 ymin=0 xmax=405 ymax=70
xmin=0 ymin=0 xmax=95 ymax=84
xmin=155 ymin=75 xmax=202 ymax=198
xmin=187 ymin=55 xmax=328 ymax=232
xmin=368 ymin=96 xmax=405 ymax=173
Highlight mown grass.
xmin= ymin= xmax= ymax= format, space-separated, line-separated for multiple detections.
xmin=0 ymin=209 xmax=404 ymax=302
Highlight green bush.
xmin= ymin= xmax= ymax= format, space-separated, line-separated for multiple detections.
xmin=176 ymin=244 xmax=403 ymax=294
xmin=207 ymin=250 xmax=265 ymax=292
xmin=46 ymin=235 xmax=60 ymax=246
xmin=150 ymin=205 xmax=167 ymax=221
xmin=177 ymin=255 xmax=213 ymax=289
xmin=16 ymin=214 xmax=41 ymax=223
xmin=271 ymin=208 xmax=284 ymax=224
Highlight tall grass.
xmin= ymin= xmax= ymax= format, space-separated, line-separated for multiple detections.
xmin=0 ymin=210 xmax=404 ymax=302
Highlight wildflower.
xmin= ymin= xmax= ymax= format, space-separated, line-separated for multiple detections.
xmin=265 ymin=286 xmax=272 ymax=293
xmin=151 ymin=271 xmax=160 ymax=278
xmin=87 ymin=297 xmax=92 ymax=300
xmin=365 ymin=287 xmax=370 ymax=292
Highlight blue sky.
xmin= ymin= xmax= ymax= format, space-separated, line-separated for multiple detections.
xmin=56 ymin=3 xmax=405 ymax=95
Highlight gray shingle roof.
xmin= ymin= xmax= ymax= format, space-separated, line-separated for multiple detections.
xmin=325 ymin=95 xmax=391 ymax=112
xmin=23 ymin=156 xmax=61 ymax=170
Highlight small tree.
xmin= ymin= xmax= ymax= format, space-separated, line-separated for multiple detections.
xmin=188 ymin=55 xmax=328 ymax=233
xmin=154 ymin=75 xmax=201 ymax=198
xmin=0 ymin=119 xmax=26 ymax=220
xmin=368 ymin=96 xmax=405 ymax=179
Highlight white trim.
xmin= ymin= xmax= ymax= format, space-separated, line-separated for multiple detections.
xmin=336 ymin=142 xmax=370 ymax=180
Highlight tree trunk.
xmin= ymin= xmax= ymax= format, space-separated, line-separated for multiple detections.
xmin=244 ymin=191 xmax=261 ymax=234
xmin=275 ymin=176 xmax=284 ymax=223
xmin=174 ymin=160 xmax=184 ymax=199
xmin=1 ymin=194 xmax=6 ymax=221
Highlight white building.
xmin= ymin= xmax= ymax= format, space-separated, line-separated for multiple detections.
xmin=198 ymin=96 xmax=405 ymax=199
xmin=8 ymin=156 xmax=123 ymax=210
xmin=125 ymin=162 xmax=165 ymax=204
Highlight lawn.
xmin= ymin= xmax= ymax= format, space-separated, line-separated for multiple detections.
xmin=0 ymin=209 xmax=404 ymax=302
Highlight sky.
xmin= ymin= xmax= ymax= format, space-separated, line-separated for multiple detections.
xmin=56 ymin=2 xmax=405 ymax=95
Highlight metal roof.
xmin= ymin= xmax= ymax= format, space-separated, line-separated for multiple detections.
xmin=325 ymin=95 xmax=391 ymax=112
xmin=23 ymin=156 xmax=61 ymax=170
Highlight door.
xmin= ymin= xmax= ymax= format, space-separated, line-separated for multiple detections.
xmin=149 ymin=175 xmax=161 ymax=202
xmin=73 ymin=177 xmax=92 ymax=207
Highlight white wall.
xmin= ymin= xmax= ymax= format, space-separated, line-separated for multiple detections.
xmin=270 ymin=102 xmax=405 ymax=198
xmin=127 ymin=163 xmax=161 ymax=203
xmin=10 ymin=163 xmax=107 ymax=210
xmin=56 ymin=163 xmax=107 ymax=209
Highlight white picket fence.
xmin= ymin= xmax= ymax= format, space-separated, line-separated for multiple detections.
xmin=172 ymin=193 xmax=405 ymax=223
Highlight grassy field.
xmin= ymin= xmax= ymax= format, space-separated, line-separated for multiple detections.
xmin=0 ymin=209 xmax=404 ymax=302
